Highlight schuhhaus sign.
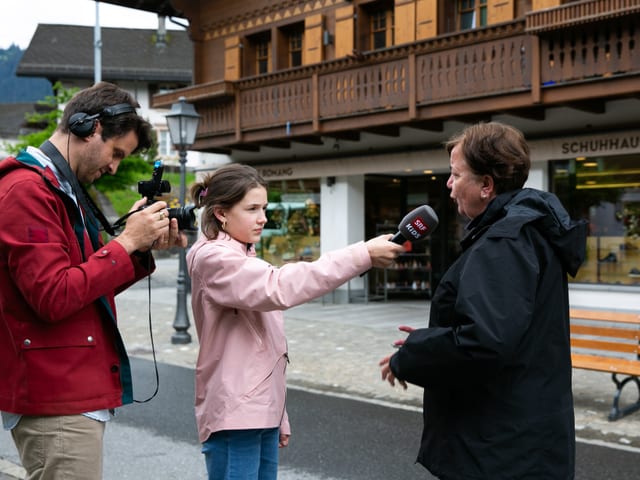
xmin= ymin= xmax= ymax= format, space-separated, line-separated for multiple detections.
xmin=560 ymin=134 xmax=640 ymax=155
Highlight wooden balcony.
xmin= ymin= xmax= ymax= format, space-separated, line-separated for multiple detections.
xmin=525 ymin=0 xmax=640 ymax=32
xmin=152 ymin=0 xmax=640 ymax=157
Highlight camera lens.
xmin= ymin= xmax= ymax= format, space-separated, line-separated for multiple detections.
xmin=168 ymin=205 xmax=198 ymax=231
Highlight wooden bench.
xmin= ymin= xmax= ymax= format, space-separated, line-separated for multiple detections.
xmin=570 ymin=308 xmax=640 ymax=421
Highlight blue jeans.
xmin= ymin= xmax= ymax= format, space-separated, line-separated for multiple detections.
xmin=202 ymin=428 xmax=280 ymax=480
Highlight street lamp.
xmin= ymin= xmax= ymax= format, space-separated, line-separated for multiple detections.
xmin=166 ymin=96 xmax=200 ymax=344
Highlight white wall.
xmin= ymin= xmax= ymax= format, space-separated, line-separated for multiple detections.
xmin=569 ymin=286 xmax=640 ymax=311
xmin=524 ymin=165 xmax=546 ymax=190
xmin=320 ymin=174 xmax=365 ymax=302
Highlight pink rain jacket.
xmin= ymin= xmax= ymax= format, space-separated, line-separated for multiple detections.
xmin=186 ymin=234 xmax=371 ymax=443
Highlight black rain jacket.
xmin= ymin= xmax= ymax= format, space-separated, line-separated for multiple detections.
xmin=390 ymin=188 xmax=588 ymax=480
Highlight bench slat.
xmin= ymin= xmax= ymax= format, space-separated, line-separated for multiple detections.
xmin=571 ymin=324 xmax=639 ymax=340
xmin=570 ymin=308 xmax=640 ymax=325
xmin=571 ymin=338 xmax=639 ymax=354
xmin=572 ymin=353 xmax=640 ymax=376
xmin=569 ymin=309 xmax=640 ymax=420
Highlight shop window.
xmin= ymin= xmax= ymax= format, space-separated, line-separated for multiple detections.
xmin=550 ymin=154 xmax=640 ymax=286
xmin=256 ymin=179 xmax=321 ymax=265
xmin=364 ymin=173 xmax=454 ymax=295
xmin=459 ymin=0 xmax=487 ymax=30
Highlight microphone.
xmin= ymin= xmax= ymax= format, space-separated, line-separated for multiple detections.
xmin=359 ymin=205 xmax=438 ymax=277
xmin=390 ymin=205 xmax=439 ymax=244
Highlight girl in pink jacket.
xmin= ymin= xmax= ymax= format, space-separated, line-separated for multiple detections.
xmin=186 ymin=164 xmax=403 ymax=480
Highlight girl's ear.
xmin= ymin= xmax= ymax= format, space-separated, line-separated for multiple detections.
xmin=213 ymin=207 xmax=226 ymax=224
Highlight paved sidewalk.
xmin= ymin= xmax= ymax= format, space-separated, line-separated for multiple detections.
xmin=2 ymin=257 xmax=640 ymax=479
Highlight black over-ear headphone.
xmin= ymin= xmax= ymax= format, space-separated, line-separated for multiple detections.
xmin=68 ymin=103 xmax=137 ymax=138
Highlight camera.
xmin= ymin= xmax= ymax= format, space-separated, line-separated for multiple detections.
xmin=137 ymin=160 xmax=198 ymax=231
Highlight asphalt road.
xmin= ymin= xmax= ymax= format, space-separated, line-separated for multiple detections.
xmin=116 ymin=357 xmax=428 ymax=479
xmin=3 ymin=358 xmax=640 ymax=479
xmin=115 ymin=359 xmax=640 ymax=479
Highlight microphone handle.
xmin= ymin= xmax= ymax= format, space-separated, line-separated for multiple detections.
xmin=390 ymin=232 xmax=405 ymax=244
xmin=360 ymin=232 xmax=404 ymax=276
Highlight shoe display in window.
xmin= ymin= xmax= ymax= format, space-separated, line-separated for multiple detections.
xmin=598 ymin=253 xmax=618 ymax=263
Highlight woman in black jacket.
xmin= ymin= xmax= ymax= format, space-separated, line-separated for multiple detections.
xmin=380 ymin=122 xmax=587 ymax=479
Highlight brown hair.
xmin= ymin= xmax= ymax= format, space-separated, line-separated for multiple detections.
xmin=446 ymin=122 xmax=530 ymax=194
xmin=60 ymin=81 xmax=153 ymax=154
xmin=191 ymin=163 xmax=268 ymax=240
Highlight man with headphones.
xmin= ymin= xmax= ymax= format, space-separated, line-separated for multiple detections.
xmin=0 ymin=81 xmax=187 ymax=480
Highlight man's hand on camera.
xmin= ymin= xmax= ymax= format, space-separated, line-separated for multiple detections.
xmin=153 ymin=217 xmax=188 ymax=251
xmin=114 ymin=199 xmax=181 ymax=254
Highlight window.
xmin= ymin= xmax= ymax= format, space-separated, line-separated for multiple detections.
xmin=357 ymin=1 xmax=395 ymax=52
xmin=246 ymin=31 xmax=272 ymax=76
xmin=157 ymin=129 xmax=176 ymax=158
xmin=256 ymin=39 xmax=270 ymax=74
xmin=276 ymin=22 xmax=306 ymax=70
xmin=550 ymin=154 xmax=640 ymax=286
xmin=288 ymin=28 xmax=303 ymax=68
xmin=459 ymin=0 xmax=487 ymax=30
xmin=370 ymin=6 xmax=394 ymax=49
xmin=256 ymin=179 xmax=321 ymax=266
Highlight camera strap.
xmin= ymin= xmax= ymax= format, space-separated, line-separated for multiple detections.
xmin=40 ymin=140 xmax=117 ymax=236
xmin=39 ymin=141 xmax=161 ymax=403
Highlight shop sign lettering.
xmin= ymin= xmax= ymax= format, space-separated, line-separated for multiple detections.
xmin=259 ymin=167 xmax=294 ymax=178
xmin=561 ymin=135 xmax=640 ymax=155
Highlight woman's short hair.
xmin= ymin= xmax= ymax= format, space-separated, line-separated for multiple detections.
xmin=446 ymin=122 xmax=531 ymax=194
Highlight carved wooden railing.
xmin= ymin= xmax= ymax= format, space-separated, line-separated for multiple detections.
xmin=199 ymin=98 xmax=235 ymax=135
xmin=539 ymin=16 xmax=639 ymax=85
xmin=180 ymin=7 xmax=639 ymax=146
xmin=417 ymin=36 xmax=531 ymax=104
xmin=195 ymin=35 xmax=535 ymax=139
xmin=319 ymin=59 xmax=409 ymax=118
xmin=526 ymin=0 xmax=640 ymax=32
xmin=241 ymin=77 xmax=312 ymax=130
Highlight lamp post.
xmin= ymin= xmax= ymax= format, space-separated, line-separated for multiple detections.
xmin=166 ymin=96 xmax=200 ymax=344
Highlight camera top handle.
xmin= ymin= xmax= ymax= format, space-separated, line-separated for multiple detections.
xmin=138 ymin=160 xmax=171 ymax=202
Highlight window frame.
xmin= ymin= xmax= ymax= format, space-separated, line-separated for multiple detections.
xmin=256 ymin=38 xmax=271 ymax=74
xmin=287 ymin=26 xmax=304 ymax=68
xmin=369 ymin=5 xmax=394 ymax=50
xmin=458 ymin=0 xmax=488 ymax=30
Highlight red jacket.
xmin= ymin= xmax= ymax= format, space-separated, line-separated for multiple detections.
xmin=0 ymin=150 xmax=153 ymax=415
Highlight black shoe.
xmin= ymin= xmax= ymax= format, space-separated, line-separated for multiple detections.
xmin=598 ymin=253 xmax=617 ymax=263
xmin=629 ymin=268 xmax=640 ymax=278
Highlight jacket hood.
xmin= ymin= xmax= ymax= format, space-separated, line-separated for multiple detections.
xmin=471 ymin=188 xmax=588 ymax=277
xmin=0 ymin=152 xmax=61 ymax=190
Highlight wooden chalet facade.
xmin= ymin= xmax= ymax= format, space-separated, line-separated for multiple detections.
xmin=101 ymin=0 xmax=640 ymax=306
